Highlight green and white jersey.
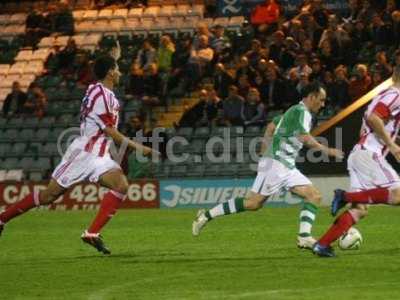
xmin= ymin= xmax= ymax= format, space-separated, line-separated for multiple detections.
xmin=264 ymin=102 xmax=313 ymax=169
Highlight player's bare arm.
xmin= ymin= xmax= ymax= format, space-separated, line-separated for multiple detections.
xmin=299 ymin=133 xmax=344 ymax=159
xmin=103 ymin=126 xmax=160 ymax=156
xmin=260 ymin=121 xmax=276 ymax=154
xmin=366 ymin=112 xmax=400 ymax=161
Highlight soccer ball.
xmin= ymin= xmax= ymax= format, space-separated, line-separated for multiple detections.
xmin=338 ymin=227 xmax=362 ymax=250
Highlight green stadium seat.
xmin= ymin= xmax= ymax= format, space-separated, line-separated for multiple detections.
xmin=2 ymin=157 xmax=19 ymax=170
xmin=212 ymin=126 xmax=230 ymax=137
xmin=49 ymin=128 xmax=66 ymax=143
xmin=0 ymin=117 xmax=8 ymax=128
xmin=0 ymin=129 xmax=18 ymax=142
xmin=188 ymin=139 xmax=205 ymax=154
xmin=9 ymin=142 xmax=27 ymax=158
xmin=46 ymin=75 xmax=63 ymax=88
xmin=30 ymin=157 xmax=51 ymax=171
xmin=232 ymin=126 xmax=244 ymax=137
xmin=194 ymin=127 xmax=210 ymax=138
xmin=19 ymin=157 xmax=35 ymax=169
xmin=38 ymin=116 xmax=56 ymax=128
xmin=62 ymin=102 xmax=80 ymax=114
xmin=35 ymin=128 xmax=51 ymax=142
xmin=25 ymin=142 xmax=43 ymax=157
xmin=164 ymin=127 xmax=176 ymax=139
xmin=186 ymin=164 xmax=205 ymax=177
xmin=52 ymin=156 xmax=62 ymax=168
xmin=176 ymin=127 xmax=193 ymax=140
xmin=169 ymin=164 xmax=187 ymax=178
xmin=153 ymin=162 xmax=169 ymax=178
xmin=5 ymin=117 xmax=23 ymax=129
xmin=42 ymin=143 xmax=59 ymax=156
xmin=218 ymin=163 xmax=239 ymax=177
xmin=204 ymin=164 xmax=221 ymax=177
xmin=0 ymin=143 xmax=12 ymax=159
xmin=56 ymin=114 xmax=75 ymax=128
xmin=244 ymin=126 xmax=262 ymax=137
xmin=47 ymin=102 xmax=63 ymax=117
xmin=19 ymin=129 xmax=35 ymax=142
xmin=70 ymin=88 xmax=85 ymax=100
xmin=170 ymin=140 xmax=189 ymax=155
xmin=28 ymin=171 xmax=44 ymax=181
xmin=21 ymin=117 xmax=39 ymax=129
xmin=238 ymin=163 xmax=257 ymax=177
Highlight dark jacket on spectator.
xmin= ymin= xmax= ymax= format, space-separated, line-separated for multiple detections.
xmin=332 ymin=79 xmax=351 ymax=108
xmin=2 ymin=91 xmax=27 ymax=116
xmin=214 ymin=71 xmax=234 ymax=99
xmin=223 ymin=94 xmax=244 ymax=125
xmin=263 ymin=78 xmax=287 ymax=109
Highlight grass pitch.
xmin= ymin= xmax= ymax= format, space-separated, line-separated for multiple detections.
xmin=1 ymin=207 xmax=400 ymax=300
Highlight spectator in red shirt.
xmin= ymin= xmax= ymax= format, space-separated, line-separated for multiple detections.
xmin=251 ymin=0 xmax=280 ymax=34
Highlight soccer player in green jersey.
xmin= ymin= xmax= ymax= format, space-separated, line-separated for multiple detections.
xmin=192 ymin=82 xmax=344 ymax=249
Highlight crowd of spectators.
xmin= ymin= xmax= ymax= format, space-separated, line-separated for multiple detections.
xmin=4 ymin=0 xmax=400 ymax=128
xmin=24 ymin=0 xmax=74 ymax=47
xmin=169 ymin=0 xmax=400 ymax=128
xmin=2 ymin=81 xmax=47 ymax=118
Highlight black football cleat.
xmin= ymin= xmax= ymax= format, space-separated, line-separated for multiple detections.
xmin=0 ymin=223 xmax=3 ymax=237
xmin=331 ymin=189 xmax=346 ymax=216
xmin=81 ymin=231 xmax=111 ymax=255
xmin=313 ymin=242 xmax=336 ymax=258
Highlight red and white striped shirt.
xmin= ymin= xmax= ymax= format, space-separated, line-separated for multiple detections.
xmin=357 ymin=87 xmax=400 ymax=156
xmin=71 ymin=82 xmax=120 ymax=157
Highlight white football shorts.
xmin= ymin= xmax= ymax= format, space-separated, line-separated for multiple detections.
xmin=348 ymin=148 xmax=400 ymax=191
xmin=251 ymin=157 xmax=312 ymax=196
xmin=52 ymin=144 xmax=121 ymax=188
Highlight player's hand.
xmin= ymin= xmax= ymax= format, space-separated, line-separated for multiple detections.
xmin=110 ymin=40 xmax=121 ymax=60
xmin=327 ymin=148 xmax=344 ymax=159
xmin=389 ymin=143 xmax=400 ymax=162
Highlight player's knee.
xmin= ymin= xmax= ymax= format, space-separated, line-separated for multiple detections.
xmin=114 ymin=181 xmax=128 ymax=195
xmin=39 ymin=189 xmax=60 ymax=204
xmin=245 ymin=198 xmax=263 ymax=211
xmin=306 ymin=190 xmax=322 ymax=205
xmin=359 ymin=208 xmax=368 ymax=218
xmin=390 ymin=189 xmax=400 ymax=205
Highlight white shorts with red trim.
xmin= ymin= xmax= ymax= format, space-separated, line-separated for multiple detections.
xmin=348 ymin=148 xmax=400 ymax=191
xmin=52 ymin=144 xmax=121 ymax=188
xmin=251 ymin=157 xmax=312 ymax=196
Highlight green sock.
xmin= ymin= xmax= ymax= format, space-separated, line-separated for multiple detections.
xmin=205 ymin=197 xmax=245 ymax=220
xmin=298 ymin=202 xmax=318 ymax=237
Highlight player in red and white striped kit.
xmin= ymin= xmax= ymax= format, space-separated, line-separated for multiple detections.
xmin=313 ymin=65 xmax=400 ymax=257
xmin=0 ymin=54 xmax=158 ymax=255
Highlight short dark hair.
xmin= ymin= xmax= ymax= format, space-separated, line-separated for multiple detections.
xmin=93 ymin=55 xmax=116 ymax=80
xmin=301 ymin=81 xmax=323 ymax=98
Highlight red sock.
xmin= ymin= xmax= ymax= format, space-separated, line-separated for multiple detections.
xmin=87 ymin=190 xmax=125 ymax=234
xmin=0 ymin=191 xmax=40 ymax=224
xmin=319 ymin=211 xmax=356 ymax=247
xmin=344 ymin=188 xmax=390 ymax=204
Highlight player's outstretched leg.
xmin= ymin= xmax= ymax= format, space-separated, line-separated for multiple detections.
xmin=81 ymin=170 xmax=128 ymax=254
xmin=342 ymin=188 xmax=392 ymax=205
xmin=0 ymin=179 xmax=65 ymax=236
xmin=291 ymin=185 xmax=321 ymax=249
xmin=313 ymin=205 xmax=367 ymax=257
xmin=192 ymin=192 xmax=266 ymax=236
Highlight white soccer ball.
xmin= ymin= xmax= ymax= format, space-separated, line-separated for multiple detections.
xmin=338 ymin=227 xmax=362 ymax=250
